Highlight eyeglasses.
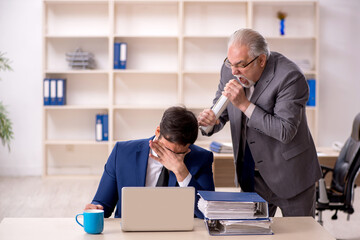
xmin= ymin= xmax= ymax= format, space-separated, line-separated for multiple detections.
xmin=224 ymin=55 xmax=259 ymax=69
xmin=158 ymin=134 xmax=188 ymax=155
xmin=163 ymin=146 xmax=188 ymax=155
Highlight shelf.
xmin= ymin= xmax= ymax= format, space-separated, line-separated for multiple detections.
xmin=45 ymin=35 xmax=109 ymax=39
xmin=183 ymin=1 xmax=248 ymax=36
xmin=114 ymin=35 xmax=178 ymax=39
xmin=45 ymin=70 xmax=109 ymax=74
xmin=183 ymin=38 xmax=227 ymax=72
xmin=45 ymin=0 xmax=108 ymax=3
xmin=252 ymin=1 xmax=316 ymax=38
xmin=43 ymin=0 xmax=319 ymax=176
xmin=45 ymin=37 xmax=109 ymax=70
xmin=114 ymin=1 xmax=178 ymax=37
xmin=113 ymin=70 xmax=177 ymax=75
xmin=45 ymin=140 xmax=109 ymax=145
xmin=183 ymin=35 xmax=230 ymax=39
xmin=113 ymin=105 xmax=170 ymax=110
xmin=114 ymin=73 xmax=178 ymax=106
xmin=265 ymin=36 xmax=316 ymax=40
xmin=116 ymin=38 xmax=178 ymax=71
xmin=45 ymin=1 xmax=109 ymax=36
xmin=45 ymin=105 xmax=108 ymax=110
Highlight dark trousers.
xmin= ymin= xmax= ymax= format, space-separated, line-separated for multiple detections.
xmin=252 ymin=171 xmax=316 ymax=217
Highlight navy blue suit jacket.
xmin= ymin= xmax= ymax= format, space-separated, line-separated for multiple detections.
xmin=91 ymin=136 xmax=215 ymax=218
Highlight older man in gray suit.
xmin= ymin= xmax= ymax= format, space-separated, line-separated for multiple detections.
xmin=198 ymin=28 xmax=321 ymax=217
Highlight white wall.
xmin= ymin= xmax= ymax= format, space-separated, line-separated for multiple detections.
xmin=0 ymin=0 xmax=359 ymax=176
xmin=318 ymin=0 xmax=360 ymax=146
xmin=0 ymin=0 xmax=43 ymax=175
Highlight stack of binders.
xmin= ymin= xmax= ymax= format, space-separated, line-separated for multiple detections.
xmin=198 ymin=191 xmax=273 ymax=236
xmin=43 ymin=78 xmax=66 ymax=105
xmin=209 ymin=141 xmax=233 ymax=154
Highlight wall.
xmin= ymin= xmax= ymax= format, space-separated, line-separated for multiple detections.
xmin=0 ymin=0 xmax=43 ymax=175
xmin=0 ymin=0 xmax=359 ymax=175
xmin=318 ymin=0 xmax=360 ymax=146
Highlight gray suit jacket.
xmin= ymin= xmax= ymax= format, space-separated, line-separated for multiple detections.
xmin=207 ymin=52 xmax=321 ymax=199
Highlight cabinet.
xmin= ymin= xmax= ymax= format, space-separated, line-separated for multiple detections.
xmin=42 ymin=0 xmax=319 ymax=176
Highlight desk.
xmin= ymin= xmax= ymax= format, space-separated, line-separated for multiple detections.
xmin=212 ymin=147 xmax=341 ymax=187
xmin=0 ymin=217 xmax=335 ymax=240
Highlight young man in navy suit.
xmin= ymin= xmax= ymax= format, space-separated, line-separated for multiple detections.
xmin=85 ymin=106 xmax=215 ymax=218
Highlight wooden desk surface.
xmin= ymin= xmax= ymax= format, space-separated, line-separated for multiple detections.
xmin=0 ymin=217 xmax=334 ymax=240
xmin=211 ymin=146 xmax=342 ymax=187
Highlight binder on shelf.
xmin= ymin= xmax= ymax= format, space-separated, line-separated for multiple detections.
xmin=43 ymin=78 xmax=50 ymax=105
xmin=114 ymin=42 xmax=127 ymax=69
xmin=50 ymin=78 xmax=57 ymax=105
xmin=198 ymin=191 xmax=272 ymax=236
xmin=56 ymin=78 xmax=66 ymax=105
xmin=95 ymin=114 xmax=103 ymax=142
xmin=306 ymin=79 xmax=316 ymax=106
xmin=102 ymin=114 xmax=108 ymax=141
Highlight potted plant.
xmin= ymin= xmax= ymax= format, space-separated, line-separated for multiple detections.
xmin=0 ymin=52 xmax=14 ymax=151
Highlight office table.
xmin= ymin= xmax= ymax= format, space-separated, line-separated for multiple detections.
xmin=211 ymin=146 xmax=341 ymax=187
xmin=0 ymin=217 xmax=335 ymax=240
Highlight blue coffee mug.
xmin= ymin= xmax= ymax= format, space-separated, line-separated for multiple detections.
xmin=76 ymin=209 xmax=104 ymax=234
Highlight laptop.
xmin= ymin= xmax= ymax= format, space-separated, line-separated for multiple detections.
xmin=121 ymin=187 xmax=195 ymax=231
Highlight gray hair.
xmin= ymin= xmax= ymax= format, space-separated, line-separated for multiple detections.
xmin=228 ymin=28 xmax=270 ymax=59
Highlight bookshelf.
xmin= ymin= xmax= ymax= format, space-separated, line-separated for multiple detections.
xmin=42 ymin=0 xmax=319 ymax=176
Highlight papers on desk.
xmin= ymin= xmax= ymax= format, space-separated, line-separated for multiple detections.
xmin=205 ymin=219 xmax=273 ymax=235
xmin=198 ymin=191 xmax=273 ymax=235
xmin=209 ymin=141 xmax=233 ymax=153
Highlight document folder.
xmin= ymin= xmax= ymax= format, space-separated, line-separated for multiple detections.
xmin=43 ymin=78 xmax=50 ymax=105
xmin=198 ymin=191 xmax=269 ymax=219
xmin=198 ymin=191 xmax=272 ymax=236
xmin=205 ymin=218 xmax=273 ymax=236
xmin=56 ymin=78 xmax=66 ymax=105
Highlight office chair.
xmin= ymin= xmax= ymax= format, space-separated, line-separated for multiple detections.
xmin=316 ymin=112 xmax=360 ymax=225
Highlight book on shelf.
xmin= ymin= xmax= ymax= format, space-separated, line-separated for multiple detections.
xmin=198 ymin=191 xmax=272 ymax=235
xmin=95 ymin=114 xmax=108 ymax=142
xmin=45 ymin=78 xmax=66 ymax=106
xmin=114 ymin=42 xmax=127 ymax=69
xmin=306 ymin=79 xmax=316 ymax=106
xmin=209 ymin=141 xmax=233 ymax=153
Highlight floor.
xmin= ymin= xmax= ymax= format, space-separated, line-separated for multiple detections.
xmin=0 ymin=176 xmax=359 ymax=240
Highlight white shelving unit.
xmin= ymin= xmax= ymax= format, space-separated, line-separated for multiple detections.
xmin=42 ymin=0 xmax=319 ymax=176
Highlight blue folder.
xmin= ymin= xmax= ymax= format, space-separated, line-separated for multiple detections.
xmin=198 ymin=191 xmax=267 ymax=203
xmin=43 ymin=78 xmax=50 ymax=105
xmin=102 ymin=114 xmax=108 ymax=141
xmin=306 ymin=79 xmax=316 ymax=106
xmin=50 ymin=79 xmax=57 ymax=105
xmin=56 ymin=78 xmax=66 ymax=105
xmin=114 ymin=42 xmax=127 ymax=69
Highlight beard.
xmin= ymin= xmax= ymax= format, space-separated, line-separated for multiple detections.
xmin=235 ymin=75 xmax=256 ymax=88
